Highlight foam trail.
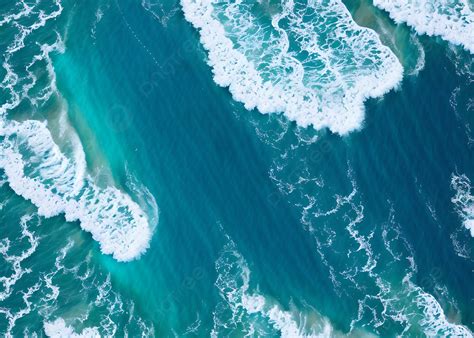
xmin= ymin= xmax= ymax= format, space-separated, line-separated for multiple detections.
xmin=451 ymin=173 xmax=474 ymax=237
xmin=0 ymin=1 xmax=34 ymax=27
xmin=125 ymin=166 xmax=159 ymax=230
xmin=408 ymin=34 xmax=426 ymax=76
xmin=212 ymin=239 xmax=336 ymax=337
xmin=373 ymin=0 xmax=474 ymax=54
xmin=404 ymin=278 xmax=473 ymax=336
xmin=0 ymin=282 xmax=41 ymax=337
xmin=181 ymin=0 xmax=403 ymax=134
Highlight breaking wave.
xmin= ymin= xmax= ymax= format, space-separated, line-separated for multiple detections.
xmin=373 ymin=0 xmax=474 ymax=53
xmin=181 ymin=0 xmax=403 ymax=134
xmin=0 ymin=0 xmax=155 ymax=261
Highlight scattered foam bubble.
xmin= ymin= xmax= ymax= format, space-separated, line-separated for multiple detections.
xmin=212 ymin=238 xmax=337 ymax=337
xmin=373 ymin=0 xmax=474 ymax=53
xmin=0 ymin=220 xmax=154 ymax=336
xmin=91 ymin=5 xmax=106 ymax=42
xmin=244 ymin=113 xmax=471 ymax=335
xmin=450 ymin=173 xmax=474 ymax=237
xmin=450 ymin=228 xmax=472 ymax=259
xmin=181 ymin=0 xmax=403 ymax=134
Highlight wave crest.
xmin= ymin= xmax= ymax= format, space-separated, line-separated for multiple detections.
xmin=0 ymin=0 xmax=155 ymax=261
xmin=373 ymin=0 xmax=474 ymax=53
xmin=181 ymin=0 xmax=403 ymax=134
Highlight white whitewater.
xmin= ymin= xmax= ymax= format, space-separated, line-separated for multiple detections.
xmin=0 ymin=0 xmax=155 ymax=261
xmin=373 ymin=0 xmax=474 ymax=53
xmin=451 ymin=173 xmax=474 ymax=237
xmin=181 ymin=0 xmax=403 ymax=134
xmin=212 ymin=238 xmax=340 ymax=337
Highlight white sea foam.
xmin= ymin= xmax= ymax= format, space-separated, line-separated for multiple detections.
xmin=408 ymin=34 xmax=426 ymax=76
xmin=0 ymin=214 xmax=39 ymax=302
xmin=40 ymin=241 xmax=152 ymax=336
xmin=4 ymin=0 xmax=63 ymax=56
xmin=181 ymin=0 xmax=403 ymax=134
xmin=373 ymin=0 xmax=474 ymax=54
xmin=0 ymin=0 xmax=34 ymax=28
xmin=264 ymin=140 xmax=470 ymax=336
xmin=44 ymin=318 xmax=100 ymax=338
xmin=0 ymin=1 xmax=155 ymax=262
xmin=0 ymin=119 xmax=152 ymax=261
xmin=182 ymin=313 xmax=202 ymax=335
xmin=405 ymin=279 xmax=473 ymax=337
xmin=451 ymin=173 xmax=474 ymax=237
xmin=125 ymin=166 xmax=159 ymax=230
xmin=213 ymin=239 xmax=335 ymax=337
xmin=0 ymin=210 xmax=152 ymax=336
xmin=450 ymin=228 xmax=472 ymax=259
xmin=91 ymin=6 xmax=105 ymax=41
xmin=0 ymin=282 xmax=41 ymax=338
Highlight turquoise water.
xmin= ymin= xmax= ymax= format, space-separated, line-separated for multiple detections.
xmin=0 ymin=0 xmax=473 ymax=336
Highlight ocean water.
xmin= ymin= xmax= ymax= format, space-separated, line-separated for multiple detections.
xmin=0 ymin=0 xmax=473 ymax=336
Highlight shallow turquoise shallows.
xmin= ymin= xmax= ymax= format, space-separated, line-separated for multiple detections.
xmin=0 ymin=0 xmax=473 ymax=336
